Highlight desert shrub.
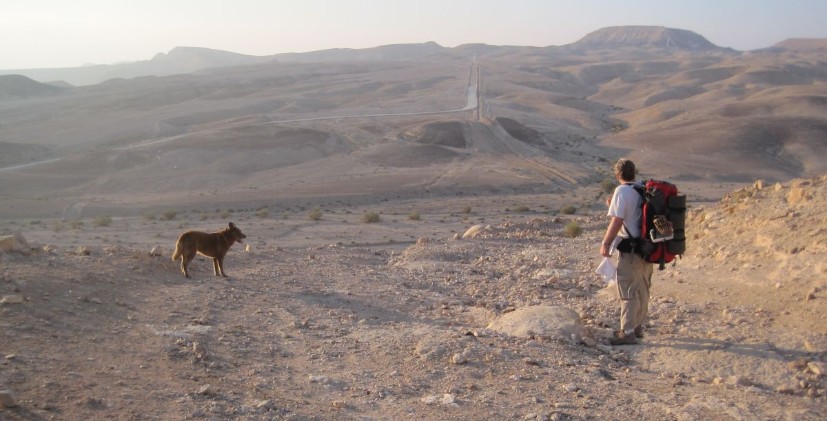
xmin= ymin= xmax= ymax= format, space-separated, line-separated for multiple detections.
xmin=143 ymin=211 xmax=156 ymax=221
xmin=601 ymin=177 xmax=617 ymax=194
xmin=308 ymin=208 xmax=323 ymax=221
xmin=462 ymin=205 xmax=472 ymax=214
xmin=256 ymin=208 xmax=269 ymax=218
xmin=408 ymin=211 xmax=420 ymax=221
xmin=29 ymin=220 xmax=41 ymax=225
xmin=218 ymin=210 xmax=231 ymax=219
xmin=93 ymin=216 xmax=112 ymax=227
xmin=69 ymin=219 xmax=84 ymax=230
xmin=564 ymin=220 xmax=582 ymax=238
xmin=513 ymin=205 xmax=530 ymax=212
xmin=362 ymin=212 xmax=381 ymax=223
xmin=162 ymin=210 xmax=178 ymax=220
xmin=199 ymin=213 xmax=209 ymax=221
xmin=560 ymin=205 xmax=577 ymax=215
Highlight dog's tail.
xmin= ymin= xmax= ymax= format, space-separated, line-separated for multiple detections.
xmin=171 ymin=241 xmax=182 ymax=261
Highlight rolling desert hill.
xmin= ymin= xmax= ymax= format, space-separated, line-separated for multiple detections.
xmin=0 ymin=25 xmax=826 ymax=221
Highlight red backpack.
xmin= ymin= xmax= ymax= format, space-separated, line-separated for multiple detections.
xmin=629 ymin=180 xmax=686 ymax=270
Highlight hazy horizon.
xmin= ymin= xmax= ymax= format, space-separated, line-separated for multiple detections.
xmin=2 ymin=0 xmax=827 ymax=70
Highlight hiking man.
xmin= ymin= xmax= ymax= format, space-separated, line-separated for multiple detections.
xmin=601 ymin=158 xmax=653 ymax=345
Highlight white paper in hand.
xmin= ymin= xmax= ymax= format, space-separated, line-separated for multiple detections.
xmin=595 ymin=257 xmax=616 ymax=284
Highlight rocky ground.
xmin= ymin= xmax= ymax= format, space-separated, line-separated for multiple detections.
xmin=1 ymin=177 xmax=825 ymax=420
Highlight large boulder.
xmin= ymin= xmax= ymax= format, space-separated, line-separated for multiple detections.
xmin=487 ymin=305 xmax=583 ymax=343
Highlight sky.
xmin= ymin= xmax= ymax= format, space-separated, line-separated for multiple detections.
xmin=1 ymin=0 xmax=826 ymax=69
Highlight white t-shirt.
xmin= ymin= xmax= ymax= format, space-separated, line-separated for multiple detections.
xmin=608 ymin=183 xmax=643 ymax=239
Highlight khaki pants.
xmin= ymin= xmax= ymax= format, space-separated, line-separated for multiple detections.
xmin=616 ymin=252 xmax=653 ymax=332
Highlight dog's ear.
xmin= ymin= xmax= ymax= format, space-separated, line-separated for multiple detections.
xmin=229 ymin=222 xmax=236 ymax=229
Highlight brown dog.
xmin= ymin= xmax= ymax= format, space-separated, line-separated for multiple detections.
xmin=172 ymin=222 xmax=247 ymax=278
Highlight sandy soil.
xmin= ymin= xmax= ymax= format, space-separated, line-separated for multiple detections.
xmin=1 ymin=176 xmax=825 ymax=420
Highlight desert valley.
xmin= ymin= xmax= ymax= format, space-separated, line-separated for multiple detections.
xmin=0 ymin=26 xmax=826 ymax=420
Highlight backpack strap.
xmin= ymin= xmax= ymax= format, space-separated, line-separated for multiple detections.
xmin=621 ymin=182 xmax=645 ymax=239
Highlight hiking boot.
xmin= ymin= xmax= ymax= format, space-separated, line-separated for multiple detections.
xmin=634 ymin=325 xmax=644 ymax=338
xmin=614 ymin=328 xmax=644 ymax=339
xmin=610 ymin=332 xmax=638 ymax=346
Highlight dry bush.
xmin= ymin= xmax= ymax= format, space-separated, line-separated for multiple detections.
xmin=601 ymin=177 xmax=617 ymax=194
xmin=93 ymin=216 xmax=113 ymax=227
xmin=564 ymin=220 xmax=582 ymax=238
xmin=409 ymin=211 xmax=421 ymax=221
xmin=560 ymin=205 xmax=577 ymax=215
xmin=308 ymin=208 xmax=323 ymax=221
xmin=362 ymin=212 xmax=381 ymax=223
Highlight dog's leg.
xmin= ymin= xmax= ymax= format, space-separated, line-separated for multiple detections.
xmin=217 ymin=256 xmax=227 ymax=277
xmin=181 ymin=256 xmax=190 ymax=278
xmin=182 ymin=249 xmax=195 ymax=278
xmin=212 ymin=258 xmax=221 ymax=276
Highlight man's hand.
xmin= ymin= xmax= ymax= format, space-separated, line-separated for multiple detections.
xmin=600 ymin=241 xmax=612 ymax=257
xmin=602 ymin=217 xmax=624 ymax=257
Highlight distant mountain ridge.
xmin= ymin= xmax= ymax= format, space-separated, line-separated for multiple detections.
xmin=568 ymin=26 xmax=724 ymax=51
xmin=769 ymin=38 xmax=827 ymax=52
xmin=0 ymin=43 xmax=449 ymax=86
xmin=1 ymin=26 xmax=823 ymax=86
xmin=0 ymin=47 xmax=272 ymax=87
xmin=271 ymin=41 xmax=447 ymax=63
xmin=150 ymin=46 xmax=272 ymax=69
xmin=0 ymin=74 xmax=66 ymax=99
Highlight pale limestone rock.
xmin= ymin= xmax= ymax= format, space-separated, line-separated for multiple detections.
xmin=0 ymin=295 xmax=24 ymax=305
xmin=787 ymin=187 xmax=813 ymax=206
xmin=807 ymin=361 xmax=825 ymax=376
xmin=753 ymin=179 xmax=765 ymax=190
xmin=487 ymin=305 xmax=583 ymax=343
xmin=804 ymin=336 xmax=827 ymax=353
xmin=254 ymin=399 xmax=273 ymax=410
xmin=196 ymin=384 xmax=217 ymax=396
xmin=462 ymin=224 xmax=484 ymax=239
